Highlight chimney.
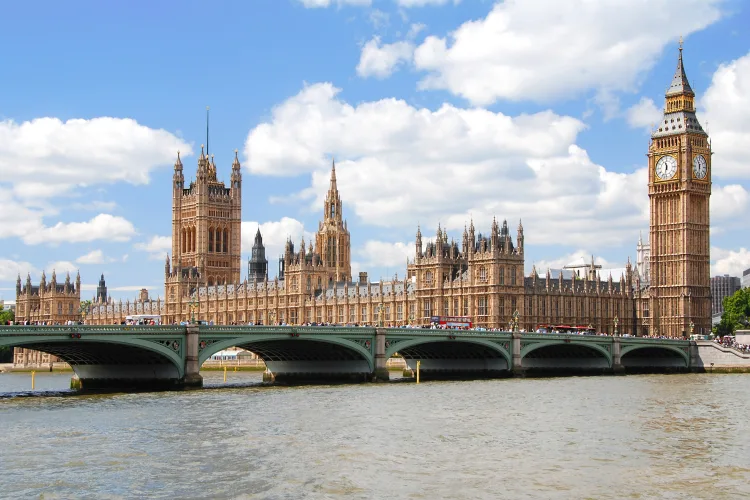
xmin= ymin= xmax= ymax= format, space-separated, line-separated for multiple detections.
xmin=359 ymin=272 xmax=368 ymax=284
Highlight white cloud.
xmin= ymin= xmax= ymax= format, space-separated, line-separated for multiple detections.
xmin=397 ymin=0 xmax=458 ymax=6
xmin=711 ymin=184 xmax=750 ymax=221
xmin=134 ymin=235 xmax=172 ymax=260
xmin=297 ymin=0 xmax=370 ymax=7
xmin=0 ymin=117 xmax=191 ymax=196
xmin=411 ymin=0 xmax=722 ymax=105
xmin=369 ymin=9 xmax=389 ymax=30
xmin=71 ymin=200 xmax=118 ymax=212
xmin=626 ymin=97 xmax=662 ymax=130
xmin=711 ymin=247 xmax=750 ymax=277
xmin=357 ymin=37 xmax=415 ymax=79
xmin=241 ymin=218 xmax=314 ymax=265
xmin=245 ymin=82 xmax=652 ymax=249
xmin=47 ymin=261 xmax=79 ymax=276
xmin=22 ymin=214 xmax=136 ymax=245
xmin=533 ymin=250 xmax=626 ymax=280
xmin=407 ymin=23 xmax=427 ymax=39
xmin=702 ymin=51 xmax=750 ymax=178
xmin=357 ymin=240 xmax=413 ymax=272
xmin=0 ymin=259 xmax=38 ymax=281
xmin=76 ymin=250 xmax=109 ymax=265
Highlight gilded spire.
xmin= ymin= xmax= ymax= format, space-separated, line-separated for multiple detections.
xmin=666 ymin=38 xmax=694 ymax=97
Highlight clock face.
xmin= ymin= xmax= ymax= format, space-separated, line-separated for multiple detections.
xmin=655 ymin=155 xmax=678 ymax=180
xmin=693 ymin=154 xmax=707 ymax=179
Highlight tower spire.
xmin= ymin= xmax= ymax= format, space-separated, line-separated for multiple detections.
xmin=666 ymin=38 xmax=693 ymax=97
xmin=206 ymin=106 xmax=210 ymax=156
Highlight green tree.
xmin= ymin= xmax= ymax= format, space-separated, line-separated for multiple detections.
xmin=0 ymin=304 xmax=14 ymax=325
xmin=713 ymin=288 xmax=750 ymax=336
xmin=79 ymin=300 xmax=93 ymax=323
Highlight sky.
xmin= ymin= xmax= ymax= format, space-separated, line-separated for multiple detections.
xmin=0 ymin=0 xmax=749 ymax=303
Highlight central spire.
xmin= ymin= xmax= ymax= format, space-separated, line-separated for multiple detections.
xmin=666 ymin=37 xmax=694 ymax=97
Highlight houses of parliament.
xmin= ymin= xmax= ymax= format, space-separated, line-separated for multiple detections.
xmin=15 ymin=45 xmax=712 ymax=339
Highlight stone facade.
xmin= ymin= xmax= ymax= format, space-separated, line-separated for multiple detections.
xmin=645 ymin=43 xmax=712 ymax=337
xmin=14 ymin=271 xmax=81 ymax=324
xmin=17 ymin=45 xmax=710 ymax=340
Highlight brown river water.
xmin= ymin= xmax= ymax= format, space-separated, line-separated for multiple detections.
xmin=0 ymin=371 xmax=749 ymax=499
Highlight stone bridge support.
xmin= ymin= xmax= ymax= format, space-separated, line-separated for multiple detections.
xmin=612 ymin=337 xmax=624 ymax=374
xmin=184 ymin=325 xmax=203 ymax=388
xmin=512 ymin=332 xmax=524 ymax=377
xmin=373 ymin=328 xmax=389 ymax=382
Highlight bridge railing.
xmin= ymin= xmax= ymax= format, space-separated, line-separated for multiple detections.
xmin=0 ymin=325 xmax=186 ymax=335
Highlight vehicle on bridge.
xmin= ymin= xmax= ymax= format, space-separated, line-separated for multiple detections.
xmin=430 ymin=316 xmax=473 ymax=328
xmin=536 ymin=324 xmax=597 ymax=335
xmin=125 ymin=315 xmax=161 ymax=326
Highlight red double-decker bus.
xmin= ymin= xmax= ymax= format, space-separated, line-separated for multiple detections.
xmin=430 ymin=316 xmax=473 ymax=328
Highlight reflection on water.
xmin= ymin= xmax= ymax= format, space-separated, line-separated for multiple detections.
xmin=1 ymin=372 xmax=748 ymax=499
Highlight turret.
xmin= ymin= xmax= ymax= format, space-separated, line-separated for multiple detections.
xmin=64 ymin=272 xmax=71 ymax=293
xmin=517 ymin=219 xmax=524 ymax=253
xmin=468 ymin=219 xmax=476 ymax=255
xmin=173 ymin=151 xmax=184 ymax=190
xmin=165 ymin=254 xmax=170 ymax=278
xmin=16 ymin=274 xmax=21 ymax=295
xmin=76 ymin=271 xmax=81 ymax=292
xmin=415 ymin=225 xmax=423 ymax=258
xmin=231 ymin=149 xmax=242 ymax=192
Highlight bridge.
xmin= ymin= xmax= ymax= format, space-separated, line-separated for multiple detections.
xmin=0 ymin=325 xmax=695 ymax=389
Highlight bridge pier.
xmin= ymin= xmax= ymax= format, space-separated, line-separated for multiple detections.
xmin=612 ymin=337 xmax=625 ymax=374
xmin=183 ymin=324 xmax=203 ymax=388
xmin=373 ymin=328 xmax=389 ymax=382
xmin=511 ymin=332 xmax=525 ymax=377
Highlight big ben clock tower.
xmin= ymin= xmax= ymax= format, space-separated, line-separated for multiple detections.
xmin=648 ymin=40 xmax=712 ymax=338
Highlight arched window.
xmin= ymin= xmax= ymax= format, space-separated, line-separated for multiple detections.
xmin=330 ymin=203 xmax=336 ymax=218
xmin=224 ymin=229 xmax=229 ymax=254
xmin=479 ymin=267 xmax=487 ymax=282
xmin=306 ymin=277 xmax=311 ymax=292
xmin=425 ymin=271 xmax=433 ymax=285
xmin=209 ymin=228 xmax=214 ymax=252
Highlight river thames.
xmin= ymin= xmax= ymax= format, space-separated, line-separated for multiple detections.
xmin=1 ymin=372 xmax=749 ymax=499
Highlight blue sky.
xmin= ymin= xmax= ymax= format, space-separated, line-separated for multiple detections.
xmin=1 ymin=0 xmax=749 ymax=302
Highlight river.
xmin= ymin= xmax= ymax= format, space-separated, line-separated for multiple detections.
xmin=1 ymin=372 xmax=749 ymax=499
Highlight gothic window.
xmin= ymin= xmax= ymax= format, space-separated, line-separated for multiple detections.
xmin=443 ymin=301 xmax=449 ymax=316
xmin=327 ymin=306 xmax=333 ymax=323
xmin=317 ymin=277 xmax=322 ymax=289
xmin=409 ymin=303 xmax=416 ymax=320
xmin=511 ymin=297 xmax=517 ymax=313
xmin=307 ymin=277 xmax=311 ymax=292
xmin=541 ymin=299 xmax=546 ymax=316
xmin=223 ymin=230 xmax=229 ymax=254
xmin=463 ymin=299 xmax=468 ymax=316
xmin=511 ymin=267 xmax=517 ymax=285
xmin=316 ymin=308 xmax=323 ymax=323
xmin=397 ymin=304 xmax=403 ymax=321
xmin=499 ymin=267 xmax=505 ymax=285
xmin=57 ymin=303 xmax=62 ymax=315
xmin=500 ymin=297 xmax=505 ymax=316
xmin=209 ymin=228 xmax=214 ymax=253
xmin=330 ymin=203 xmax=336 ymax=218
xmin=423 ymin=300 xmax=431 ymax=318
xmin=45 ymin=303 xmax=50 ymax=314
xmin=478 ymin=296 xmax=488 ymax=316
xmin=479 ymin=267 xmax=487 ymax=282
xmin=386 ymin=305 xmax=391 ymax=322
xmin=69 ymin=303 xmax=73 ymax=314
xmin=361 ymin=306 xmax=368 ymax=323
xmin=338 ymin=307 xmax=344 ymax=324
xmin=453 ymin=298 xmax=459 ymax=315
xmin=349 ymin=308 xmax=356 ymax=323
xmin=425 ymin=271 xmax=433 ymax=286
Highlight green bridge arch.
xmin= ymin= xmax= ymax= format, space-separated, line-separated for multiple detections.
xmin=620 ymin=344 xmax=690 ymax=366
xmin=198 ymin=334 xmax=375 ymax=371
xmin=0 ymin=335 xmax=185 ymax=378
xmin=385 ymin=337 xmax=512 ymax=366
xmin=521 ymin=340 xmax=613 ymax=367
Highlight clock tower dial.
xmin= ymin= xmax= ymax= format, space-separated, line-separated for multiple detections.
xmin=646 ymin=42 xmax=712 ymax=339
xmin=693 ymin=154 xmax=707 ymax=179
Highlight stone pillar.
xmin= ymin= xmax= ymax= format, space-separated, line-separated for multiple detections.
xmin=612 ymin=336 xmax=624 ymax=374
xmin=511 ymin=332 xmax=524 ymax=377
xmin=183 ymin=324 xmax=203 ymax=388
xmin=373 ymin=328 xmax=389 ymax=381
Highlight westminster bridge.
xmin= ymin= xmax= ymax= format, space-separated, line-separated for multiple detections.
xmin=0 ymin=324 xmax=709 ymax=389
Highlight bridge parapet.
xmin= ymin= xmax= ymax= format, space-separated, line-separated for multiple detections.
xmin=0 ymin=325 xmax=186 ymax=335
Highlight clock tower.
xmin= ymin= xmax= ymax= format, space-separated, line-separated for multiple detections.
xmin=648 ymin=41 xmax=711 ymax=338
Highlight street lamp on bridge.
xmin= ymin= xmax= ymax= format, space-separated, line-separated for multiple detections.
xmin=689 ymin=320 xmax=695 ymax=336
xmin=614 ymin=315 xmax=619 ymax=336
xmin=376 ymin=304 xmax=384 ymax=327
xmin=511 ymin=310 xmax=520 ymax=333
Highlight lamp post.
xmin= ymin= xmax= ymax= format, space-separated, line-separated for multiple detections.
xmin=512 ymin=309 xmax=520 ymax=333
xmin=269 ymin=310 xmax=276 ymax=326
xmin=376 ymin=304 xmax=384 ymax=327
xmin=408 ymin=313 xmax=415 ymax=328
xmin=188 ymin=282 xmax=199 ymax=324
xmin=613 ymin=315 xmax=619 ymax=336
xmin=689 ymin=320 xmax=695 ymax=337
